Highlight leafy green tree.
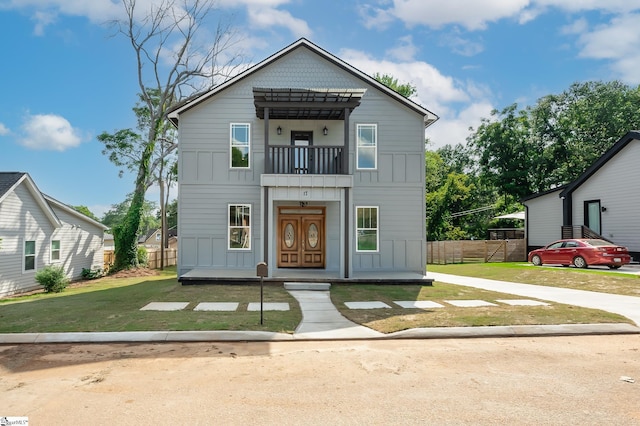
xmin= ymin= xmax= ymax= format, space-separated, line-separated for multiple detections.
xmin=103 ymin=0 xmax=243 ymax=270
xmin=373 ymin=72 xmax=417 ymax=98
xmin=73 ymin=205 xmax=100 ymax=222
xmin=101 ymin=197 xmax=159 ymax=237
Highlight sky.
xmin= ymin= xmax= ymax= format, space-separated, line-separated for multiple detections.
xmin=2 ymin=0 xmax=640 ymax=219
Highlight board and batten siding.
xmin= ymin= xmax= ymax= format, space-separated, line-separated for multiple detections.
xmin=523 ymin=189 xmax=563 ymax=247
xmin=570 ymin=139 xmax=640 ymax=252
xmin=177 ymin=44 xmax=427 ymax=274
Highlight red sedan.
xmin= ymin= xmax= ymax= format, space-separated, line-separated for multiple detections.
xmin=528 ymin=239 xmax=631 ymax=269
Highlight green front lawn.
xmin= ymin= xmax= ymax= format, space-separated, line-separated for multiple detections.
xmin=428 ymin=263 xmax=640 ymax=297
xmin=0 ymin=268 xmax=301 ymax=334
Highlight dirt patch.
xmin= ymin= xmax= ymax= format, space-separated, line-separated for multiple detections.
xmin=106 ymin=267 xmax=160 ymax=279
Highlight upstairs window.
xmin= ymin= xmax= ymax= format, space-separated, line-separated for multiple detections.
xmin=357 ymin=124 xmax=377 ymax=170
xmin=24 ymin=240 xmax=36 ymax=271
xmin=230 ymin=123 xmax=250 ymax=168
xmin=229 ymin=204 xmax=251 ymax=250
xmin=51 ymin=240 xmax=61 ymax=262
xmin=356 ymin=206 xmax=379 ymax=252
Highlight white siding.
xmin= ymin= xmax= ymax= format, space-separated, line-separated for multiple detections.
xmin=49 ymin=205 xmax=105 ymax=280
xmin=523 ymin=189 xmax=563 ymax=247
xmin=0 ymin=181 xmax=105 ymax=297
xmin=571 ymin=140 xmax=640 ymax=252
xmin=0 ymin=183 xmax=55 ymax=296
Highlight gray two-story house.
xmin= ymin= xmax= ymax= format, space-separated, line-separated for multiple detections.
xmin=168 ymin=38 xmax=438 ymax=282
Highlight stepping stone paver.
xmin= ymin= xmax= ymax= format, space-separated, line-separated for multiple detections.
xmin=140 ymin=302 xmax=189 ymax=311
xmin=445 ymin=300 xmax=498 ymax=307
xmin=394 ymin=300 xmax=445 ymax=309
xmin=194 ymin=302 xmax=239 ymax=311
xmin=344 ymin=301 xmax=391 ymax=309
xmin=496 ymin=299 xmax=550 ymax=306
xmin=247 ymin=302 xmax=290 ymax=311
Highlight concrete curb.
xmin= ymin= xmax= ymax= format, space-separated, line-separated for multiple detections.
xmin=0 ymin=323 xmax=637 ymax=344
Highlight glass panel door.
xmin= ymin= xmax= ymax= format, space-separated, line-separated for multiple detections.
xmin=585 ymin=200 xmax=601 ymax=235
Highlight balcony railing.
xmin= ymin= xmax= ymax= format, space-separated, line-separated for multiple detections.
xmin=267 ymin=145 xmax=344 ymax=174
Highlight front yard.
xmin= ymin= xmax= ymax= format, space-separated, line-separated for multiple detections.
xmin=0 ymin=264 xmax=633 ymax=334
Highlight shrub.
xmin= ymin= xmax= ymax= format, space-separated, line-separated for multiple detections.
xmin=35 ymin=265 xmax=69 ymax=293
xmin=137 ymin=246 xmax=148 ymax=266
xmin=81 ymin=267 xmax=103 ymax=280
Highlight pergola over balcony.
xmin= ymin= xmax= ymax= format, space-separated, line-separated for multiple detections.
xmin=253 ymin=88 xmax=366 ymax=174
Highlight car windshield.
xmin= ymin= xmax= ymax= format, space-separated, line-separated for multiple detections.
xmin=585 ymin=239 xmax=612 ymax=247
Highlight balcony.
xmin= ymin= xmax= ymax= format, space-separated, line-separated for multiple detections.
xmin=267 ymin=145 xmax=344 ymax=175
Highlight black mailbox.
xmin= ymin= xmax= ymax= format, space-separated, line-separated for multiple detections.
xmin=256 ymin=262 xmax=268 ymax=277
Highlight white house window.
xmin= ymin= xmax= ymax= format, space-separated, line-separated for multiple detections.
xmin=155 ymin=232 xmax=161 ymax=241
xmin=24 ymin=240 xmax=36 ymax=271
xmin=356 ymin=206 xmax=378 ymax=252
xmin=229 ymin=204 xmax=251 ymax=250
xmin=230 ymin=123 xmax=250 ymax=168
xmin=357 ymin=124 xmax=377 ymax=170
xmin=51 ymin=240 xmax=61 ymax=262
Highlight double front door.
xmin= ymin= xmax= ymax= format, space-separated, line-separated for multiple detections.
xmin=277 ymin=207 xmax=325 ymax=268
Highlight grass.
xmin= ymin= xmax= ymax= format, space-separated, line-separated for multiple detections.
xmin=428 ymin=262 xmax=640 ymax=297
xmin=330 ymin=283 xmax=631 ymax=333
xmin=0 ymin=264 xmax=634 ymax=335
xmin=0 ymin=267 xmax=301 ymax=334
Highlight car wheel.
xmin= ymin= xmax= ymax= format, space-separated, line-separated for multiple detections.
xmin=608 ymin=265 xmax=622 ymax=270
xmin=531 ymin=255 xmax=542 ymax=266
xmin=573 ymin=256 xmax=588 ymax=269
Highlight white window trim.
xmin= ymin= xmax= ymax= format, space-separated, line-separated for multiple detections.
xmin=355 ymin=206 xmax=379 ymax=253
xmin=228 ymin=204 xmax=251 ymax=251
xmin=230 ymin=123 xmax=251 ymax=169
xmin=23 ymin=239 xmax=36 ymax=273
xmin=356 ymin=123 xmax=378 ymax=170
xmin=50 ymin=238 xmax=61 ymax=263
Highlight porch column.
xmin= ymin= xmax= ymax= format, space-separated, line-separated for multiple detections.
xmin=344 ymin=187 xmax=350 ymax=278
xmin=264 ymin=107 xmax=271 ymax=173
xmin=263 ymin=186 xmax=269 ymax=270
xmin=342 ymin=107 xmax=350 ymax=174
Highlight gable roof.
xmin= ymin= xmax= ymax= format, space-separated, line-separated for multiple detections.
xmin=559 ymin=130 xmax=640 ymax=198
xmin=0 ymin=172 xmax=108 ymax=231
xmin=168 ymin=38 xmax=438 ymax=127
xmin=0 ymin=172 xmax=61 ymax=227
xmin=44 ymin=194 xmax=109 ymax=231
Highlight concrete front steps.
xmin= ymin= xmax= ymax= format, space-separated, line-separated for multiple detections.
xmin=284 ymin=282 xmax=331 ymax=291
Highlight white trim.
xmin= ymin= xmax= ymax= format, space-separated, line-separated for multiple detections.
xmin=355 ymin=206 xmax=379 ymax=252
xmin=356 ymin=124 xmax=378 ymax=170
xmin=50 ymin=238 xmax=61 ymax=263
xmin=230 ymin=123 xmax=251 ymax=169
xmin=167 ymin=38 xmax=438 ymax=127
xmin=228 ymin=204 xmax=251 ymax=251
xmin=23 ymin=239 xmax=36 ymax=273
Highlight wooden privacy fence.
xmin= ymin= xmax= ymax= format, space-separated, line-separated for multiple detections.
xmin=427 ymin=239 xmax=526 ymax=264
xmin=104 ymin=248 xmax=177 ymax=270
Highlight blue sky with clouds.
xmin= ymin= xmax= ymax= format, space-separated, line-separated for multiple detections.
xmin=1 ymin=0 xmax=640 ymax=218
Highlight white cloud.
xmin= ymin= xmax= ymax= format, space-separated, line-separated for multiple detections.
xmin=362 ymin=0 xmax=530 ymax=31
xmin=385 ymin=35 xmax=418 ymax=61
xmin=20 ymin=113 xmax=88 ymax=151
xmin=0 ymin=123 xmax=9 ymax=136
xmin=246 ymin=5 xmax=312 ymax=38
xmin=561 ymin=18 xmax=589 ymax=35
xmin=575 ymin=13 xmax=640 ymax=84
xmin=426 ymin=101 xmax=494 ymax=148
xmin=339 ymin=48 xmax=493 ymax=147
xmin=532 ymin=0 xmax=640 ymax=14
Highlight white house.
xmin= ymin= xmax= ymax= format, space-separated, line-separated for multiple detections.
xmin=167 ymin=38 xmax=438 ymax=282
xmin=0 ymin=172 xmax=108 ymax=297
xmin=523 ymin=130 xmax=640 ymax=260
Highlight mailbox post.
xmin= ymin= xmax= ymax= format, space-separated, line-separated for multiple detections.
xmin=256 ymin=262 xmax=268 ymax=324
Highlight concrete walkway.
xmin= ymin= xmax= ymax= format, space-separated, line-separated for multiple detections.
xmin=288 ymin=290 xmax=383 ymax=339
xmin=428 ymin=272 xmax=640 ymax=326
